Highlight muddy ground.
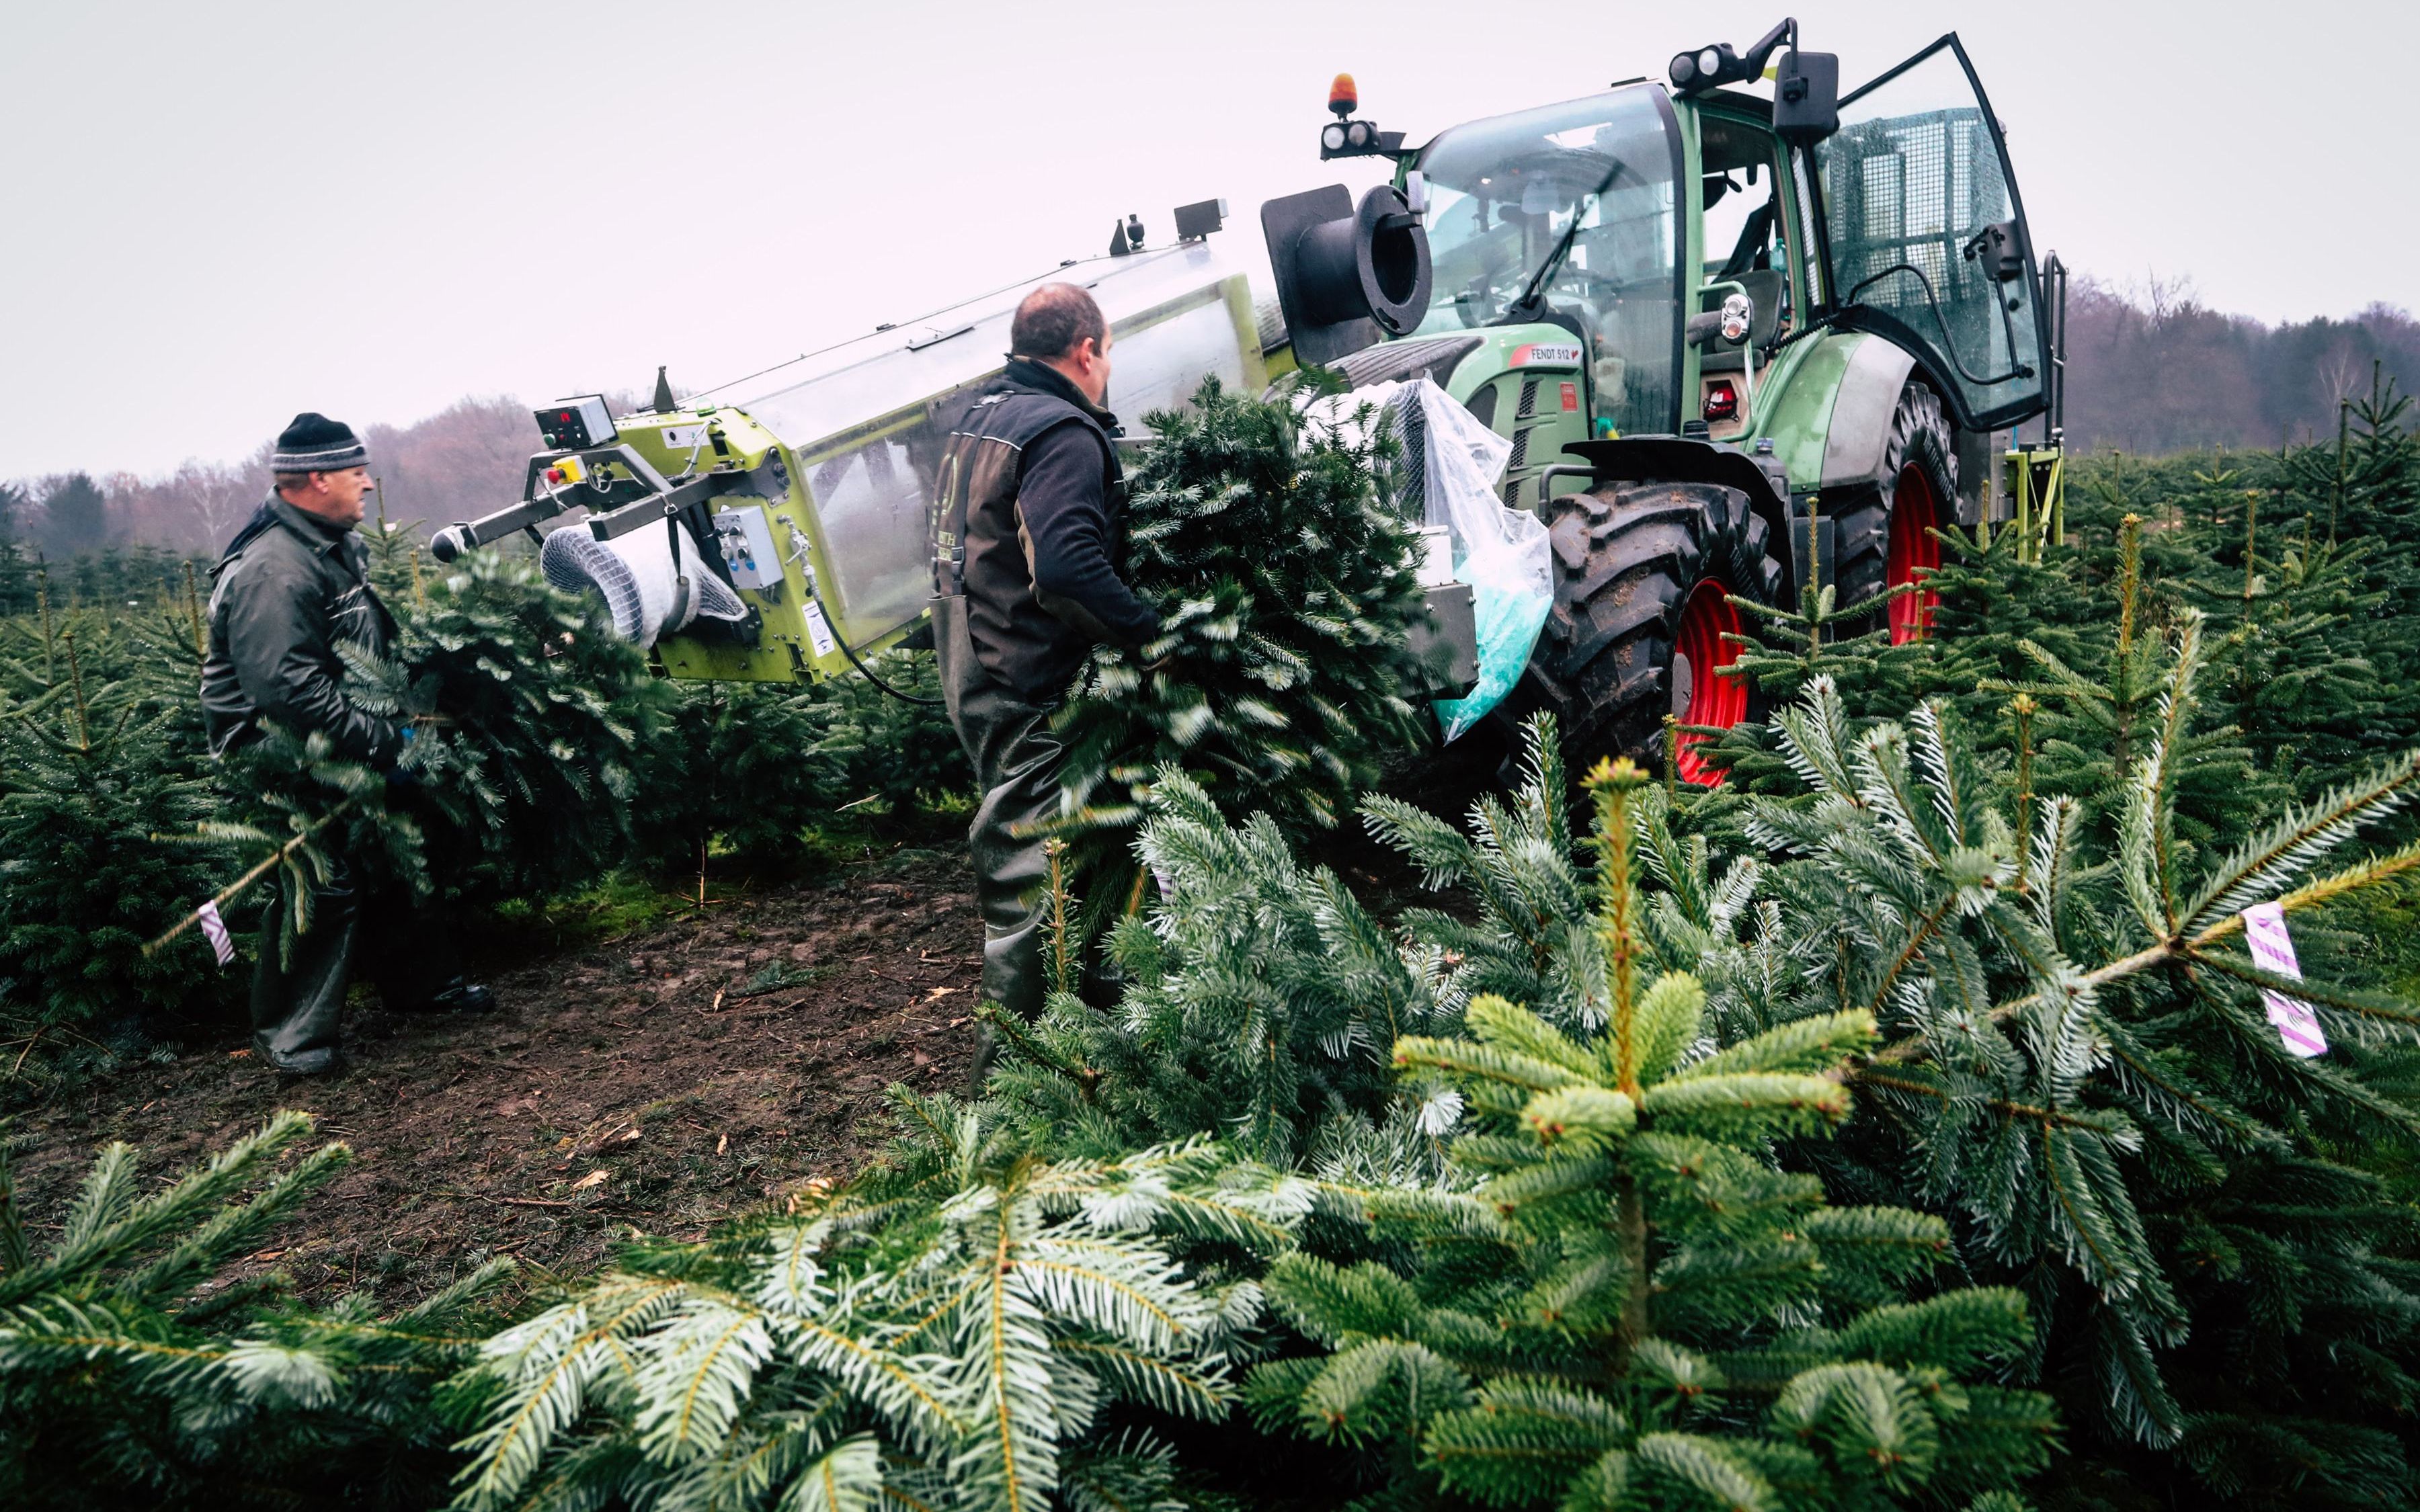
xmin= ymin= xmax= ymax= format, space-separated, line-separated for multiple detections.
xmin=9 ymin=843 xmax=987 ymax=1308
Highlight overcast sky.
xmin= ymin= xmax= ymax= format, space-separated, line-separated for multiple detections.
xmin=3 ymin=0 xmax=2407 ymax=479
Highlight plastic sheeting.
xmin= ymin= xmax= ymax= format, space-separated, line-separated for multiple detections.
xmin=1297 ymin=377 xmax=1549 ymax=745
xmin=541 ymin=521 xmax=745 ymax=650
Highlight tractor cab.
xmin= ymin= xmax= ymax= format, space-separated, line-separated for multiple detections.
xmin=1406 ymin=84 xmax=1683 ymax=448
xmin=1271 ymin=26 xmax=2059 ymax=530
xmin=1260 ymin=22 xmax=2066 ymax=771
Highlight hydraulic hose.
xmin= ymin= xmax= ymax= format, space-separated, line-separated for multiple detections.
xmin=806 ymin=578 xmax=942 ymax=706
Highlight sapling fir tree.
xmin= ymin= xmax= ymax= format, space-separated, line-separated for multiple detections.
xmin=1244 ymin=756 xmax=2057 ymax=1512
xmin=0 ymin=1112 xmax=512 ymax=1509
xmin=0 ymin=647 xmax=229 ymax=1034
xmin=627 ymin=651 xmax=966 ymax=877
xmin=984 ymin=764 xmax=1451 ymax=1166
xmin=1741 ymin=640 xmax=2420 ymax=1508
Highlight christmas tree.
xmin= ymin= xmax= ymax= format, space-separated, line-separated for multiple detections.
xmin=1243 ymin=756 xmax=2057 ymax=1512
xmin=0 ymin=636 xmax=231 ymax=1038
xmin=444 ymin=1111 xmax=1302 ymax=1512
xmin=626 ymin=650 xmax=965 ymax=878
xmin=1738 ymin=645 xmax=2420 ymax=1507
xmin=200 ymin=552 xmax=656 ymax=963
xmin=1051 ymin=376 xmax=1435 ymax=923
xmin=984 ymin=762 xmax=1450 ymax=1166
xmin=0 ymin=1112 xmax=511 ymax=1509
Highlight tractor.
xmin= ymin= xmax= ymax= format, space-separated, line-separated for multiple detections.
xmin=432 ymin=19 xmax=2064 ymax=780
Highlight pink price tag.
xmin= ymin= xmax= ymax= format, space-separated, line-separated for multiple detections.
xmin=2242 ymin=902 xmax=2326 ymax=1058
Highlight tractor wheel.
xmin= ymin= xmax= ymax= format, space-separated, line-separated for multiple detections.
xmin=1509 ymin=478 xmax=1787 ymax=782
xmin=1832 ymin=381 xmax=1958 ymax=643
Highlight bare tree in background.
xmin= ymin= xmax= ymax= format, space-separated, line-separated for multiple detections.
xmin=2315 ymin=333 xmax=2366 ymax=413
xmin=105 ymin=455 xmax=266 ymax=554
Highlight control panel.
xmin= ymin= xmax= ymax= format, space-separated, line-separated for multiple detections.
xmin=534 ymin=395 xmax=617 ymax=451
xmin=711 ymin=504 xmax=781 ymax=591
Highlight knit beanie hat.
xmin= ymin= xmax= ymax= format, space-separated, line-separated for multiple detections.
xmin=271 ymin=412 xmax=367 ymax=473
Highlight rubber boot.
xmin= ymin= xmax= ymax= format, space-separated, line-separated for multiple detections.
xmin=934 ymin=593 xmax=1067 ymax=1093
xmin=250 ymin=859 xmax=361 ymax=1075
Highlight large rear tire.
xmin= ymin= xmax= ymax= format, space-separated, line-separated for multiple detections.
xmin=1509 ymin=479 xmax=1787 ymax=780
xmin=1832 ymin=382 xmax=1958 ymax=643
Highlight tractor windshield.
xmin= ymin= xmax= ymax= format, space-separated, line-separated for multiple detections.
xmin=1411 ymin=86 xmax=1681 ymax=436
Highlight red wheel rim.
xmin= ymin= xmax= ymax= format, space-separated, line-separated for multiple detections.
xmin=1672 ymin=577 xmax=1746 ymax=786
xmin=1886 ymin=461 xmax=1942 ymax=644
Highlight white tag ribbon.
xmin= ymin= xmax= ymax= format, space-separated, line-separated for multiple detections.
xmin=196 ymin=900 xmax=236 ymax=968
xmin=2242 ymin=901 xmax=2325 ymax=1058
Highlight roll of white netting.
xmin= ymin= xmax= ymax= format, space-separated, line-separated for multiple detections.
xmin=540 ymin=521 xmax=745 ymax=648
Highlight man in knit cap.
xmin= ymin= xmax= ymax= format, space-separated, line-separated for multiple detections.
xmin=200 ymin=413 xmax=493 ymax=1076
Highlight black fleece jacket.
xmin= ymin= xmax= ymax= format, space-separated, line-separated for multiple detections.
xmin=1003 ymin=360 xmax=1158 ymax=649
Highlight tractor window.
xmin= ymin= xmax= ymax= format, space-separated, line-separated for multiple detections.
xmin=1698 ymin=116 xmax=1785 ymax=284
xmin=1411 ymin=86 xmax=1680 ymax=437
xmin=1816 ymin=36 xmax=2048 ymax=428
xmin=1791 ymin=149 xmax=1824 ymax=308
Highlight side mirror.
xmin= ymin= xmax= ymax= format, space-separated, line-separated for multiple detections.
xmin=1968 ymin=218 xmax=2029 ymax=283
xmin=1260 ymin=182 xmax=1435 ymax=367
xmin=1773 ymin=50 xmax=1839 ymax=146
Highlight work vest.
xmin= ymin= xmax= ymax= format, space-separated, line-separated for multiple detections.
xmin=929 ymin=369 xmax=1124 ymax=698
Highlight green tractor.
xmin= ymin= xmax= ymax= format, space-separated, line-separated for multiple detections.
xmin=431 ymin=19 xmax=2062 ymax=780
xmin=1256 ymin=18 xmax=2065 ymax=773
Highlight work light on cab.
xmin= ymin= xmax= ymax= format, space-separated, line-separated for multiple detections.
xmin=1670 ymin=17 xmax=1800 ymax=95
xmin=1318 ymin=72 xmax=1399 ymax=160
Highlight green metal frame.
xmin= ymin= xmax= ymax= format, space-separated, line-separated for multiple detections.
xmin=1997 ymin=443 xmax=2066 ymax=563
xmin=639 ymin=272 xmax=1266 ymax=683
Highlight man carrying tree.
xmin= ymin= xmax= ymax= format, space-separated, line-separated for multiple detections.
xmin=200 ymin=413 xmax=493 ymax=1077
xmin=930 ymin=286 xmax=1160 ymax=1044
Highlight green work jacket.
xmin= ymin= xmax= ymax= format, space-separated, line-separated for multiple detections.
xmin=198 ymin=497 xmax=401 ymax=761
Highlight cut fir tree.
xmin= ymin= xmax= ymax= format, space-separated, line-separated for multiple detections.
xmin=191 ymin=553 xmax=657 ymax=965
xmin=1051 ymin=376 xmax=1435 ymax=915
xmin=0 ymin=1111 xmax=514 ymax=1511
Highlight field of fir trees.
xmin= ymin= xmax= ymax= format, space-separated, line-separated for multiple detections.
xmin=8 ymin=374 xmax=2420 ymax=1509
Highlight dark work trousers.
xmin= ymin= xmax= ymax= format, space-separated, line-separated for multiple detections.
xmin=250 ymin=846 xmax=462 ymax=1064
xmin=932 ymin=594 xmax=1064 ymax=1035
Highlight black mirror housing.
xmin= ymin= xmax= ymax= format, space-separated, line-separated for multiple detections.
xmin=1970 ymin=218 xmax=2029 ymax=283
xmin=1773 ymin=50 xmax=1839 ymax=146
xmin=1260 ymin=183 xmax=1434 ymax=368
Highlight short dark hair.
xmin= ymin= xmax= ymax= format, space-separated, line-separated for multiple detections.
xmin=272 ymin=472 xmax=317 ymax=495
xmin=1009 ymin=283 xmax=1108 ymax=360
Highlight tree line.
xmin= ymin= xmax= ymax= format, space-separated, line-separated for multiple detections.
xmin=7 ymin=278 xmax=2420 ymax=566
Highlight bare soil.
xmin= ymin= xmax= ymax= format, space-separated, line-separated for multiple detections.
xmin=9 ymin=843 xmax=985 ymax=1306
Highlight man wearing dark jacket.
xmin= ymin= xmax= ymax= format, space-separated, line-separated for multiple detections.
xmin=930 ymin=286 xmax=1160 ymax=1030
xmin=201 ymin=413 xmax=491 ymax=1075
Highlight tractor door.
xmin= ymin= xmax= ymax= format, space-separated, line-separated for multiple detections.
xmin=1814 ymin=34 xmax=2050 ymax=431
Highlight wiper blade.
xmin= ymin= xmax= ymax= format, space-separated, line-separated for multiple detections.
xmin=1501 ymin=160 xmax=1623 ymax=325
